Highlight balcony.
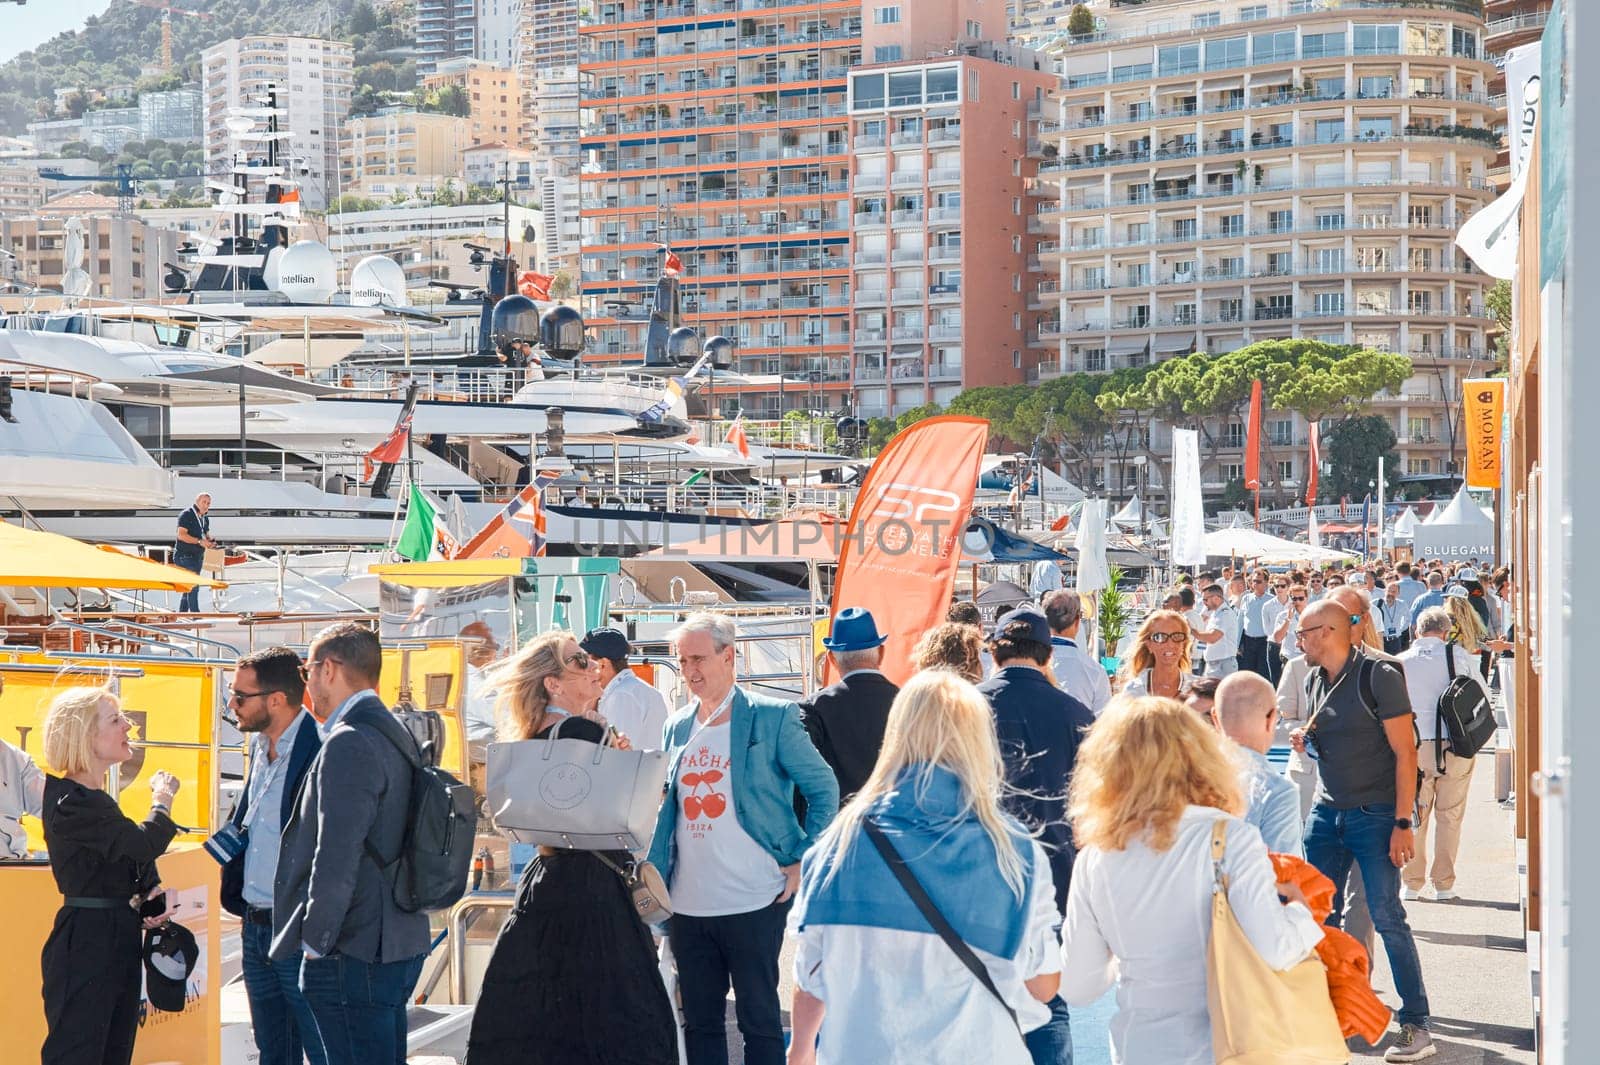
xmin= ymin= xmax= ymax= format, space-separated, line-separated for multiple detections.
xmin=892 ymin=246 xmax=924 ymax=262
xmin=854 ymin=288 xmax=887 ymax=306
xmin=928 ymin=168 xmax=962 ymax=185
xmin=929 ymin=324 xmax=962 ymax=341
xmin=929 ymin=363 xmax=963 ymax=381
xmin=890 ymin=129 xmax=924 ymax=147
xmin=927 ymin=205 xmax=961 ymax=225
xmin=929 ymin=284 xmax=960 ymax=302
xmin=892 ymin=171 xmax=925 ymax=187
xmin=853 ymin=174 xmax=886 ymax=192
xmin=855 ymin=211 xmax=887 ymax=228
xmin=853 ymin=329 xmax=887 ymax=344
xmin=854 ymin=366 xmax=886 ymax=383
xmin=929 ymin=126 xmax=961 ymax=145
xmin=928 ymin=245 xmax=962 ymax=263
xmin=891 ymin=208 xmax=925 ymax=225
xmin=854 ymin=134 xmax=886 ymax=150
xmin=891 ymin=286 xmax=922 ymax=302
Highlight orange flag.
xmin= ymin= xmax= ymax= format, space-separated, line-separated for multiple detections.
xmin=1305 ymin=423 xmax=1320 ymax=507
xmin=1462 ymin=379 xmax=1504 ymax=490
xmin=518 ymin=270 xmax=553 ymax=300
xmin=456 ymin=477 xmax=554 ymax=559
xmin=827 ymin=416 xmax=989 ymax=685
xmin=724 ymin=414 xmax=750 ymax=458
xmin=1243 ymin=378 xmax=1263 ymax=491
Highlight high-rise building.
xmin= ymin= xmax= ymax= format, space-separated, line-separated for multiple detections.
xmin=201 ymin=36 xmax=355 ymax=211
xmin=476 ymin=0 xmax=522 ymax=66
xmin=849 ymin=0 xmax=1056 ymax=419
xmin=1042 ymin=0 xmax=1497 ymax=496
xmin=418 ymin=0 xmax=479 ymax=78
xmin=424 ymin=59 xmax=524 ymax=146
xmin=539 ymin=172 xmax=581 ymax=275
xmin=520 ymin=0 xmax=580 ymax=174
xmin=340 ymin=110 xmax=474 ymax=199
xmin=1483 ymin=1 xmax=1549 ymax=181
xmin=577 ymin=0 xmax=862 ymax=418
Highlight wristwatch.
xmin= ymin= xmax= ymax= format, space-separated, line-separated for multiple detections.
xmin=1393 ymin=818 xmax=1413 ymax=830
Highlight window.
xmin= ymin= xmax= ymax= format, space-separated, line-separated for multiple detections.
xmin=1409 ymin=203 xmax=1435 ymax=226
xmin=874 ymin=46 xmax=903 ymax=62
xmin=873 ymin=5 xmax=900 ymax=23
xmin=1223 ymin=422 xmax=1246 ymax=448
xmin=1278 ymin=459 xmax=1295 ymax=481
xmin=1217 ymin=297 xmax=1244 ymax=321
xmin=1223 ymin=463 xmax=1245 ymax=482
xmin=1452 ymin=26 xmax=1477 ymax=58
xmin=853 ymin=73 xmax=885 ymax=109
xmin=1315 ymin=76 xmax=1346 ymax=99
xmin=1012 ymin=81 xmax=1021 ymax=100
xmin=1240 ymin=5 xmax=1269 ymax=21
xmin=1314 ymin=247 xmax=1345 ymax=273
xmin=1302 ymin=32 xmax=1345 ymax=59
xmin=1204 ymin=36 xmax=1247 ymax=71
xmin=1084 ymin=348 xmax=1107 ymax=372
xmin=1269 ymin=418 xmax=1295 ymax=446
xmin=1128 ymin=183 xmax=1151 ymax=204
xmin=1127 ymin=223 xmax=1149 ymax=243
xmin=1359 ymin=117 xmax=1394 ymax=140
xmin=1316 ymin=211 xmax=1346 ymax=231
xmin=1127 ymin=262 xmax=1149 ymax=285
xmin=1353 ymin=24 xmax=1400 ymax=56
xmin=888 ymin=71 xmax=922 ymax=106
xmin=926 ymin=67 xmax=958 ymax=102
xmin=1192 ymin=12 xmax=1221 ymax=28
xmin=967 ymin=20 xmax=982 ymax=38
xmin=1171 ymin=218 xmax=1197 ymax=240
xmin=1267 ymin=209 xmax=1293 ymax=233
xmin=1408 ymin=458 xmax=1433 ymax=476
xmin=1314 ymin=291 xmax=1345 ymax=316
xmin=1013 ymin=197 xmax=1021 ymax=214
xmin=1408 ymin=290 xmax=1434 ymax=313
xmin=1358 ymin=76 xmax=1394 ymax=99
xmin=1013 ymin=349 xmax=1021 ymax=368
xmin=1158 ymin=43 xmax=1200 ymax=76
xmin=1218 ymin=214 xmax=1244 ymax=237
xmin=1407 ymin=416 xmax=1432 ymax=441
xmin=1356 ymin=246 xmax=1392 ymax=271
xmin=1408 ymin=247 xmax=1433 ymax=272
xmin=1315 ymin=118 xmax=1345 ymax=144
xmin=1252 ymin=31 xmax=1296 ymax=64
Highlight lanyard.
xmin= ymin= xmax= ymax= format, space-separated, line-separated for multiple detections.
xmin=1304 ymin=654 xmax=1356 ymax=734
xmin=241 ymin=743 xmax=290 ymax=832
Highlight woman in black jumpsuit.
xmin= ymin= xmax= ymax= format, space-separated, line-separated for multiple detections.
xmin=39 ymin=687 xmax=180 ymax=1065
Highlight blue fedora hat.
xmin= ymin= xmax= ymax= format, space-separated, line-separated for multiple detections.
xmin=823 ymin=607 xmax=887 ymax=652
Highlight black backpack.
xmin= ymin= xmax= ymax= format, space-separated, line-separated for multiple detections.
xmin=360 ymin=711 xmax=477 ymax=914
xmin=1433 ymin=642 xmax=1497 ymax=772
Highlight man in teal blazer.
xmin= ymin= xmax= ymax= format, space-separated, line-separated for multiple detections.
xmin=648 ymin=612 xmax=838 ymax=1065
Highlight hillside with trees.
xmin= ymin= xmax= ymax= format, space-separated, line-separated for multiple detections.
xmin=0 ymin=0 xmax=414 ymax=136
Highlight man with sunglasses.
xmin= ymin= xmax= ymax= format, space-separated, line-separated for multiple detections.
xmin=1260 ymin=579 xmax=1292 ymax=685
xmin=1290 ymin=601 xmax=1434 ymax=1062
xmin=1194 ymin=584 xmax=1242 ymax=679
xmin=1238 ymin=571 xmax=1274 ymax=680
xmin=220 ymin=647 xmax=326 ymax=1065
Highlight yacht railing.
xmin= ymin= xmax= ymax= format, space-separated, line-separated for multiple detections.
xmin=324 ymin=365 xmax=668 ymax=403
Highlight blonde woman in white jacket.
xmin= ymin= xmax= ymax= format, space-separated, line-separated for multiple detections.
xmin=1059 ymin=696 xmax=1325 ymax=1065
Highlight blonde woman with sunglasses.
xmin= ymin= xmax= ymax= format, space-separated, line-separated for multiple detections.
xmin=1118 ymin=610 xmax=1193 ymax=700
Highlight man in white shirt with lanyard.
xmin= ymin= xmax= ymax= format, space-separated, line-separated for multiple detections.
xmin=1376 ymin=581 xmax=1412 ymax=656
xmin=1194 ymin=583 xmax=1243 ymax=678
xmin=0 ymin=675 xmax=44 ymax=859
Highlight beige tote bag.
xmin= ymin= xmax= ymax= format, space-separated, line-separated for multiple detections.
xmin=1205 ymin=818 xmax=1350 ymax=1065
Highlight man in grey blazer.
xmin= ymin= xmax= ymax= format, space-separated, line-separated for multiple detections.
xmin=270 ymin=622 xmax=430 ymax=1065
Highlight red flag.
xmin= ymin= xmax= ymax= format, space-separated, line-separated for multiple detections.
xmin=662 ymin=250 xmax=684 ymax=277
xmin=1243 ymin=379 xmax=1263 ymax=491
xmin=362 ymin=418 xmax=411 ymax=481
xmin=1305 ymin=423 xmax=1320 ymax=507
xmin=517 ymin=270 xmax=553 ymax=299
xmin=724 ymin=414 xmax=749 ymax=458
xmin=278 ymin=187 xmax=301 ymax=205
xmin=456 ymin=476 xmax=555 ymax=559
xmin=827 ymin=416 xmax=990 ymax=686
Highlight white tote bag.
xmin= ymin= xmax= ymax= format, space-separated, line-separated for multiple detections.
xmin=485 ymin=717 xmax=670 ymax=850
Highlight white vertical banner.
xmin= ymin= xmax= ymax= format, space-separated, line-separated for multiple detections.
xmin=1309 ymin=509 xmax=1322 ymax=548
xmin=1075 ymin=498 xmax=1110 ymax=594
xmin=1170 ymin=428 xmax=1207 ymax=566
xmin=1456 ymin=42 xmax=1542 ymax=280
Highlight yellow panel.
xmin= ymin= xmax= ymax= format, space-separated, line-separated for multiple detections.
xmin=0 ymin=655 xmax=219 ymax=850
xmin=379 ymin=641 xmax=469 ymax=780
xmin=0 ymin=845 xmax=222 ymax=1064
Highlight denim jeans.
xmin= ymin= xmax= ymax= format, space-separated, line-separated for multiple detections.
xmin=1025 ymin=994 xmax=1073 ymax=1065
xmin=242 ymin=918 xmax=328 ymax=1065
xmin=670 ymin=899 xmax=790 ymax=1065
xmin=299 ymin=952 xmax=424 ymax=1065
xmin=1304 ymin=801 xmax=1431 ymax=1028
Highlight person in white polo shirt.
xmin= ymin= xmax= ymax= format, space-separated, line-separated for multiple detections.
xmin=1194 ymin=583 xmax=1242 ymax=678
xmin=581 ymin=627 xmax=670 ymax=750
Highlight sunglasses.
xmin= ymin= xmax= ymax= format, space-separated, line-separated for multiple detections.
xmin=1291 ymin=595 xmax=1308 ymax=602
xmin=1147 ymin=632 xmax=1186 ymax=644
xmin=228 ymin=688 xmax=280 ymax=704
xmin=563 ymin=650 xmax=593 ymax=671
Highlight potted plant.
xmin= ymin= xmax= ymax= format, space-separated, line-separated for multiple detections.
xmin=1097 ymin=565 xmax=1130 ymax=673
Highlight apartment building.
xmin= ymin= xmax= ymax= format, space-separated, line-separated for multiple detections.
xmin=340 ymin=110 xmax=474 ymax=198
xmin=201 ymin=36 xmax=355 ymax=210
xmin=848 ymin=0 xmax=1055 ymax=419
xmin=520 ymin=0 xmax=581 ymax=170
xmin=477 ymin=0 xmax=523 ymax=67
xmin=326 ymin=201 xmax=543 ymax=288
xmin=539 ymin=173 xmax=582 ymax=275
xmin=0 ymin=191 xmax=182 ymax=300
xmin=576 ymin=0 xmax=863 ymax=418
xmin=1042 ymin=0 xmax=1496 ymax=497
xmin=1484 ymin=0 xmax=1550 ymax=179
xmin=530 ymin=65 xmax=582 ymax=179
xmin=424 ymin=58 xmax=524 ymax=146
xmin=418 ymin=0 xmax=479 ymax=77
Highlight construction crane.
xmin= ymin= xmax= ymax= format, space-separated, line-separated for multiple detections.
xmin=39 ymin=162 xmax=212 ymax=215
xmin=132 ymin=0 xmax=213 ymax=73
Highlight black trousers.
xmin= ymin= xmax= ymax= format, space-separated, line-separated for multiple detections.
xmin=1240 ymin=634 xmax=1271 ymax=678
xmin=41 ymin=907 xmax=143 ymax=1065
xmin=1266 ymin=642 xmax=1283 ymax=685
xmin=671 ymin=899 xmax=791 ymax=1065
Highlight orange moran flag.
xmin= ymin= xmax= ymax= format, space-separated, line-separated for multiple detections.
xmin=827 ymin=415 xmax=989 ymax=685
xmin=1463 ymin=379 xmax=1505 ymax=489
xmin=1243 ymin=378 xmax=1263 ymax=491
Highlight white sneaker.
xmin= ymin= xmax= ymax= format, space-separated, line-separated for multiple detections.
xmin=1384 ymin=1024 xmax=1437 ymax=1061
xmin=1401 ymin=886 xmax=1422 ymax=901
xmin=1427 ymin=887 xmax=1460 ymax=902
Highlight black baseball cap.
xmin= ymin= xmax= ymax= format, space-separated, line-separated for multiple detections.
xmin=993 ymin=606 xmax=1052 ymax=646
xmin=580 ymin=627 xmax=631 ymax=660
xmin=143 ymin=920 xmax=198 ymax=1012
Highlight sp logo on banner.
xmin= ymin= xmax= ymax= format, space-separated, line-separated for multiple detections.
xmin=1462 ymin=379 xmax=1505 ymax=490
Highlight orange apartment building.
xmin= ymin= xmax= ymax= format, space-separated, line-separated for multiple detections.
xmin=847 ymin=0 xmax=1056 ymax=418
xmin=577 ymin=0 xmax=863 ymax=419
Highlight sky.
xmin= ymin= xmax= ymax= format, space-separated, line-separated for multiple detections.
xmin=2 ymin=0 xmax=112 ymax=64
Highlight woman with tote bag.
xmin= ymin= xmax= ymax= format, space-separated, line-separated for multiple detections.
xmin=467 ymin=630 xmax=676 ymax=1065
xmin=1060 ymin=695 xmax=1343 ymax=1065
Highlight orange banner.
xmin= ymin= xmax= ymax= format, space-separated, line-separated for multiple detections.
xmin=1463 ymin=379 xmax=1505 ymax=490
xmin=1244 ymin=378 xmax=1263 ymax=491
xmin=827 ymin=416 xmax=989 ymax=685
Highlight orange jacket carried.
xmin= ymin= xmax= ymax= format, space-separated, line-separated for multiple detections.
xmin=1270 ymin=852 xmax=1393 ymax=1046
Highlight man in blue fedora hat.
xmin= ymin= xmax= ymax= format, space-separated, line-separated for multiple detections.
xmin=800 ymin=607 xmax=900 ymax=799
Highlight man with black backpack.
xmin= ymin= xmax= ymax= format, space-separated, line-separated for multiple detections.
xmin=1290 ymin=600 xmax=1435 ymax=1062
xmin=271 ymin=622 xmax=469 ymax=1065
xmin=1398 ymin=607 xmax=1494 ymax=903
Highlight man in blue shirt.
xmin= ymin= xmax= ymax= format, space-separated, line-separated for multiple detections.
xmin=1393 ymin=561 xmax=1428 ymax=617
xmin=1213 ymin=672 xmax=1302 ymax=855
xmin=1238 ymin=571 xmax=1274 ymax=679
xmin=1408 ymin=570 xmax=1447 ymax=629
xmin=172 ymin=491 xmax=215 ymax=612
xmin=221 ymin=646 xmax=325 ymax=1065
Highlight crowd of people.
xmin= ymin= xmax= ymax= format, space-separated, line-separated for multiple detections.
xmin=4 ymin=550 xmax=1513 ymax=1065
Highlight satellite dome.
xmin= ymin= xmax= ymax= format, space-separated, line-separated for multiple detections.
xmin=348 ymin=255 xmax=407 ymax=307
xmin=276 ymin=241 xmax=336 ymax=303
xmin=491 ymin=294 xmax=541 ymax=351
xmin=539 ymin=304 xmax=586 ymax=360
xmin=703 ymin=335 xmax=735 ymax=370
xmin=667 ymin=326 xmax=700 ymax=366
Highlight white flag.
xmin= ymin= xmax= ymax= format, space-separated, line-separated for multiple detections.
xmin=1456 ymin=43 xmax=1542 ymax=280
xmin=1170 ymin=429 xmax=1206 ymax=566
xmin=1075 ymin=499 xmax=1109 ymax=595
xmin=1308 ymin=509 xmax=1322 ymax=549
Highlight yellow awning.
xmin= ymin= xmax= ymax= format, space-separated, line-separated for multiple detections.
xmin=368 ymin=558 xmax=532 ymax=589
xmin=0 ymin=523 xmax=224 ymax=591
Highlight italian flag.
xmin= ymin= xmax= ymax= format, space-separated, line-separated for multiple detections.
xmin=397 ymin=483 xmax=439 ymax=562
